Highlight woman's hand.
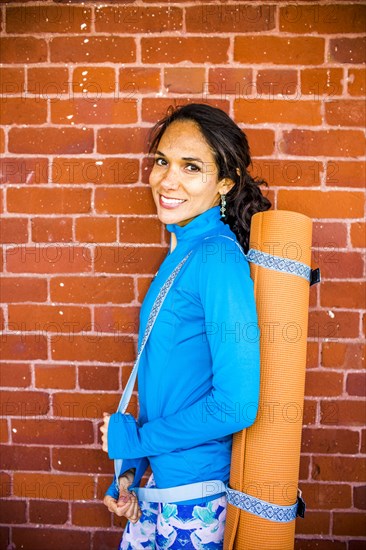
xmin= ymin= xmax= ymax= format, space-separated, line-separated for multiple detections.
xmin=100 ymin=412 xmax=110 ymax=453
xmin=103 ymin=470 xmax=142 ymax=524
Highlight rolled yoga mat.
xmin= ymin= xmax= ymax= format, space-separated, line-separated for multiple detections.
xmin=224 ymin=209 xmax=314 ymax=550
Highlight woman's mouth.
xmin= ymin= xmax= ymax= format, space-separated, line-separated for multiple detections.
xmin=159 ymin=194 xmax=187 ymax=209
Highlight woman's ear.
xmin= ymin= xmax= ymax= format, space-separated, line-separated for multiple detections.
xmin=218 ymin=178 xmax=235 ymax=195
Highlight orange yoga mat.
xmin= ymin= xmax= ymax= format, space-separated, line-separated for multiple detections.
xmin=224 ymin=209 xmax=313 ymax=550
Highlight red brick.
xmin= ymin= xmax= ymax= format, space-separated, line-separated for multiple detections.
xmin=278 ymin=189 xmax=364 ymax=219
xmin=322 ymin=342 xmax=365 ymax=370
xmin=310 ymin=310 xmax=359 ymax=340
xmin=141 ymin=97 xmax=230 ymax=123
xmin=94 ymin=305 xmax=139 ymax=333
xmin=51 ymin=334 xmax=135 ymax=363
xmin=303 ymin=399 xmax=317 ymax=425
xmin=306 ymin=341 xmax=319 ymax=369
xmin=281 ymin=129 xmax=365 ymax=157
xmin=235 ymin=36 xmax=324 ymax=65
xmin=0 ymin=68 xmax=24 ymax=95
xmin=0 ymin=218 xmax=28 ymax=243
xmin=245 ymin=129 xmax=275 ymax=157
xmin=0 ymin=444 xmax=50 ymax=471
xmin=0 ymin=97 xmax=47 ymax=125
xmin=93 ymin=531 xmax=122 ymax=550
xmin=347 ymin=373 xmax=366 ymax=397
xmin=0 ymin=277 xmax=47 ymax=303
xmin=0 ymin=473 xmax=11 ymax=497
xmin=95 ymin=245 xmax=166 ymax=275
xmin=7 ymin=187 xmax=91 ymax=214
xmin=164 ymin=68 xmax=206 ymax=94
xmin=351 ymin=222 xmax=366 ymax=248
xmin=304 ymin=371 xmax=343 ymax=397
xmin=51 ymin=98 xmax=137 ymax=125
xmin=73 ymin=66 xmax=115 ymax=95
xmin=53 ymin=447 xmax=112 ymax=474
xmin=0 ymin=129 xmax=4 ymax=153
xmin=186 ymin=4 xmax=275 ymax=32
xmin=251 ymin=160 xmax=323 ymax=187
xmin=348 ymin=69 xmax=366 ymax=96
xmin=8 ymin=304 xmax=91 ymax=333
xmin=301 ymin=428 xmax=359 ymax=454
xmin=50 ymin=36 xmax=136 ymax=63
xmin=0 ymin=419 xmax=8 ymax=443
xmin=28 ymin=67 xmax=69 ymax=96
xmin=137 ymin=276 xmax=154 ymax=303
xmin=295 ymin=510 xmax=330 ymax=534
xmin=280 ymin=4 xmax=366 ymax=34
xmin=208 ymin=68 xmax=253 ymax=97
xmin=35 ymin=364 xmax=76 ymax=390
xmin=6 ymin=5 xmax=92 ymax=33
xmin=120 ymin=67 xmax=161 ymax=94
xmin=298 ymin=482 xmax=352 ymax=510
xmin=119 ymin=217 xmax=162 ymax=244
xmin=295 ymin=540 xmax=346 ymax=550
xmin=0 ymin=499 xmax=26 ymax=524
xmin=0 ymin=390 xmax=49 ymax=417
xmin=142 ymin=37 xmax=230 ymax=64
xmin=95 ymin=6 xmax=182 ymax=33
xmin=325 ymin=100 xmax=366 ymax=127
xmin=76 ymin=217 xmax=117 ymax=243
xmin=349 ymin=542 xmax=366 ymax=550
xmin=256 ymin=69 xmax=298 ymax=96
xmin=333 ymin=512 xmax=366 ymax=536
xmin=78 ymin=365 xmax=119 ymax=391
xmin=6 ymin=244 xmax=92 ymax=274
xmin=29 ymin=500 xmax=68 ymax=524
xmin=312 ymin=222 xmax=347 ymax=249
xmin=53 ymin=392 xmax=120 ymax=419
xmin=72 ymin=502 xmax=110 ymax=527
xmin=320 ymin=400 xmax=365 ymax=427
xmin=97 ymin=127 xmax=150 ymax=155
xmin=52 ymin=157 xmax=138 ymax=185
xmin=0 ymin=334 xmax=47 ymax=361
xmin=0 ymin=157 xmax=49 ymax=185
xmin=0 ymin=363 xmax=31 ymax=388
xmin=32 ymin=217 xmax=73 ymax=243
xmin=322 ymin=281 xmax=366 ymax=308
xmin=316 ymin=251 xmax=363 ymax=279
xmin=0 ymin=37 xmax=47 ymax=63
xmin=12 ymin=527 xmax=90 ymax=549
xmin=299 ymin=454 xmax=310 ymax=481
xmin=312 ymin=455 xmax=366 ymax=482
xmin=329 ymin=37 xmax=366 ymax=64
xmin=326 ymin=161 xmax=366 ymax=188
xmin=354 ymin=485 xmax=366 ymax=510
xmin=301 ymin=68 xmax=343 ymax=97
xmin=95 ymin=187 xmax=156 ymax=215
xmin=12 ymin=419 xmax=94 ymax=445
xmin=8 ymin=128 xmax=94 ymax=155
xmin=235 ymin=99 xmax=321 ymax=125
xmin=50 ymin=276 xmax=134 ymax=304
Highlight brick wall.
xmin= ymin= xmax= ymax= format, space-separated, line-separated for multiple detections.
xmin=0 ymin=1 xmax=365 ymax=548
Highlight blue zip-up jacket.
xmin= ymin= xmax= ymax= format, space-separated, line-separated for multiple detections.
xmin=106 ymin=205 xmax=260 ymax=504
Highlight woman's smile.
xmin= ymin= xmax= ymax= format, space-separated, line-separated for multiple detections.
xmin=159 ymin=193 xmax=187 ymax=209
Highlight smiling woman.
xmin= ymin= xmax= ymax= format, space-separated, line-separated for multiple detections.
xmin=100 ymin=103 xmax=272 ymax=550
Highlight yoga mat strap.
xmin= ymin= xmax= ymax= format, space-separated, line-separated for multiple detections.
xmin=226 ymin=485 xmax=303 ymax=523
xmin=246 ymin=248 xmax=317 ymax=284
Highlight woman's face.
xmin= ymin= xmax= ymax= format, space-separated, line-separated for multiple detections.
xmin=149 ymin=119 xmax=231 ymax=227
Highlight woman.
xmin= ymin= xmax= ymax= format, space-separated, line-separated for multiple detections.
xmin=100 ymin=103 xmax=271 ymax=549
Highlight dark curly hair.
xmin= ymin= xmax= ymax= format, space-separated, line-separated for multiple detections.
xmin=148 ymin=103 xmax=272 ymax=254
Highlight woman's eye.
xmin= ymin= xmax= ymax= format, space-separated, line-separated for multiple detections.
xmin=155 ymin=157 xmax=167 ymax=166
xmin=186 ymin=163 xmax=200 ymax=172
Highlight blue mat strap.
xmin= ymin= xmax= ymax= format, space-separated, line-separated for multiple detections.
xmin=226 ymin=485 xmax=298 ymax=523
xmin=246 ymin=248 xmax=312 ymax=283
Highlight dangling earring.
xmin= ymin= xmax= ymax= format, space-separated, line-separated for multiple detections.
xmin=220 ymin=193 xmax=227 ymax=220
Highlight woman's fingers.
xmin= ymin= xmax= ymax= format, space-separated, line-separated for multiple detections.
xmin=104 ymin=491 xmax=142 ymax=522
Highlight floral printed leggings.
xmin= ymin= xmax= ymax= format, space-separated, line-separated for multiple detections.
xmin=119 ymin=474 xmax=227 ymax=549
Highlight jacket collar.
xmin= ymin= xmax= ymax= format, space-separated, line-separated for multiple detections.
xmin=166 ymin=205 xmax=223 ymax=245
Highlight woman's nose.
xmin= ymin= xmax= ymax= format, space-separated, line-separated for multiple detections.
xmin=160 ymin=166 xmax=179 ymax=189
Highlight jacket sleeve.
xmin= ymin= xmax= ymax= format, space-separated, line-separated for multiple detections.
xmin=108 ymin=237 xmax=260 ymax=460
